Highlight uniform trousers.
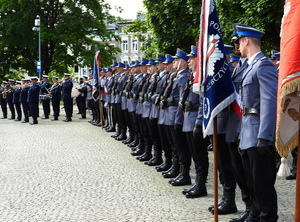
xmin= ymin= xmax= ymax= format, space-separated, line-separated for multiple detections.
xmin=212 ymin=134 xmax=236 ymax=191
xmin=1 ymin=101 xmax=7 ymax=118
xmin=29 ymin=102 xmax=38 ymax=123
xmin=124 ymin=109 xmax=132 ymax=135
xmin=41 ymin=99 xmax=50 ymax=117
xmin=186 ymin=132 xmax=209 ymax=179
xmin=240 ymin=147 xmax=278 ymax=222
xmin=228 ymin=142 xmax=251 ymax=203
xmin=164 ymin=125 xmax=179 ymax=165
xmin=63 ymin=99 xmax=73 ymax=119
xmin=14 ymin=102 xmax=22 ymax=120
xmin=21 ymin=102 xmax=29 ymax=121
xmin=158 ymin=124 xmax=172 ymax=160
xmin=7 ymin=101 xmax=15 ymax=119
xmin=148 ymin=118 xmax=162 ymax=153
xmin=143 ymin=117 xmax=153 ymax=151
xmin=116 ymin=103 xmax=126 ymax=130
xmin=52 ymin=100 xmax=60 ymax=118
xmin=173 ymin=125 xmax=191 ymax=167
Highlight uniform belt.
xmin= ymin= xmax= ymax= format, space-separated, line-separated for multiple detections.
xmin=185 ymin=106 xmax=199 ymax=112
xmin=243 ymin=107 xmax=260 ymax=115
xmin=167 ymin=102 xmax=177 ymax=107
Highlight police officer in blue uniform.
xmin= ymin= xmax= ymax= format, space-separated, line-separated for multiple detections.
xmin=40 ymin=75 xmax=52 ymax=119
xmin=27 ymin=77 xmax=41 ymax=125
xmin=131 ymin=58 xmax=150 ymax=157
xmin=12 ymin=81 xmax=22 ymax=121
xmin=235 ymin=24 xmax=278 ymax=221
xmin=0 ymin=81 xmax=8 ymax=119
xmin=114 ymin=62 xmax=128 ymax=141
xmin=161 ymin=48 xmax=192 ymax=186
xmin=50 ymin=77 xmax=61 ymax=121
xmin=180 ymin=45 xmax=210 ymax=198
xmin=61 ymin=73 xmax=73 ymax=122
xmin=104 ymin=67 xmax=115 ymax=131
xmin=154 ymin=54 xmax=174 ymax=172
xmin=122 ymin=63 xmax=135 ymax=145
xmin=136 ymin=58 xmax=154 ymax=161
xmin=109 ymin=61 xmax=119 ymax=133
xmin=20 ymin=79 xmax=30 ymax=123
xmin=227 ymin=25 xmax=253 ymax=222
xmin=144 ymin=58 xmax=164 ymax=166
xmin=6 ymin=79 xmax=16 ymax=120
xmin=127 ymin=60 xmax=144 ymax=152
xmin=208 ymin=44 xmax=238 ymax=215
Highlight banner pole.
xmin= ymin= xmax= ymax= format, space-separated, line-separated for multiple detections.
xmin=295 ymin=106 xmax=300 ymax=221
xmin=213 ymin=116 xmax=218 ymax=222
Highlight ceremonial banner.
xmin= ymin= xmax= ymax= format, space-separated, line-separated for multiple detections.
xmin=194 ymin=0 xmax=235 ymax=137
xmin=92 ymin=50 xmax=101 ymax=101
xmin=276 ymin=0 xmax=300 ymax=158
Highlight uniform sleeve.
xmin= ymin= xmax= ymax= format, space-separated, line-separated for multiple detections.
xmin=257 ymin=60 xmax=278 ymax=141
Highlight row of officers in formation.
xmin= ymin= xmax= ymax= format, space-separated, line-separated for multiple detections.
xmin=0 ymin=23 xmax=296 ymax=222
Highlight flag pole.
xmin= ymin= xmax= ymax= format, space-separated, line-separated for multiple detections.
xmin=295 ymin=107 xmax=300 ymax=222
xmin=213 ymin=116 xmax=218 ymax=222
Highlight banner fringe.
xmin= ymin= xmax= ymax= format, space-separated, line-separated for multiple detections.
xmin=276 ymin=78 xmax=300 ymax=157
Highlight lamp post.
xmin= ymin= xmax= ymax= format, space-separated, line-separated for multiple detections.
xmin=33 ymin=15 xmax=41 ymax=80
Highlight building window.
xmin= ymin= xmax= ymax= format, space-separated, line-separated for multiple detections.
xmin=122 ymin=40 xmax=128 ymax=51
xmin=132 ymin=39 xmax=138 ymax=51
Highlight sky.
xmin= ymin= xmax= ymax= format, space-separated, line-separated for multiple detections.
xmin=104 ymin=0 xmax=145 ymax=20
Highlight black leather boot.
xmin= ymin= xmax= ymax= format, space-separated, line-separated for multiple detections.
xmin=123 ymin=131 xmax=134 ymax=144
xmin=131 ymin=139 xmax=144 ymax=156
xmin=182 ymin=183 xmax=197 ymax=195
xmin=208 ymin=190 xmax=226 ymax=212
xmin=162 ymin=161 xmax=180 ymax=178
xmin=229 ymin=200 xmax=251 ymax=222
xmin=211 ymin=190 xmax=237 ymax=215
xmin=128 ymin=135 xmax=139 ymax=147
xmin=116 ymin=128 xmax=127 ymax=141
xmin=169 ymin=165 xmax=191 ymax=186
xmin=111 ymin=126 xmax=121 ymax=138
xmin=156 ymin=159 xmax=172 ymax=172
xmin=185 ymin=177 xmax=207 ymax=198
xmin=145 ymin=150 xmax=163 ymax=166
xmin=137 ymin=152 xmax=152 ymax=161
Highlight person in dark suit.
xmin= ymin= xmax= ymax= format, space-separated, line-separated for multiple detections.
xmin=50 ymin=77 xmax=61 ymax=120
xmin=77 ymin=77 xmax=87 ymax=119
xmin=61 ymin=73 xmax=73 ymax=122
xmin=20 ymin=79 xmax=30 ymax=123
xmin=6 ymin=79 xmax=16 ymax=120
xmin=12 ymin=81 xmax=22 ymax=121
xmin=27 ymin=77 xmax=41 ymax=124
xmin=0 ymin=81 xmax=8 ymax=119
xmin=236 ymin=24 xmax=278 ymax=222
xmin=40 ymin=75 xmax=52 ymax=119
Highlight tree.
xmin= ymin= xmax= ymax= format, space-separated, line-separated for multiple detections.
xmin=217 ymin=0 xmax=285 ymax=54
xmin=0 ymin=0 xmax=121 ymax=81
xmin=126 ymin=0 xmax=284 ymax=57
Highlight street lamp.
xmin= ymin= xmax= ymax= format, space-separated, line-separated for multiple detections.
xmin=32 ymin=15 xmax=41 ymax=80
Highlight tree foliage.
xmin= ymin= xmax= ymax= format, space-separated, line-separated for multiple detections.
xmin=217 ymin=0 xmax=285 ymax=54
xmin=127 ymin=0 xmax=284 ymax=57
xmin=0 ymin=0 xmax=121 ymax=81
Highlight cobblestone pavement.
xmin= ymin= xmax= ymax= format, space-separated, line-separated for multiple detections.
xmin=0 ymin=106 xmax=296 ymax=221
